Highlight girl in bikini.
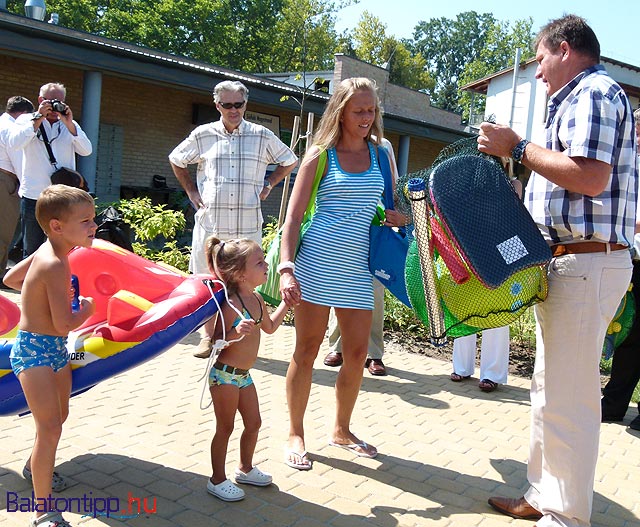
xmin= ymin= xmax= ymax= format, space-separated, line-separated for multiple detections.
xmin=203 ymin=237 xmax=289 ymax=502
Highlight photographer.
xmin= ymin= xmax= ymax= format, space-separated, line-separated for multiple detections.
xmin=7 ymin=82 xmax=92 ymax=257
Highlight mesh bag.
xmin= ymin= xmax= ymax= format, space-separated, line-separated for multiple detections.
xmin=402 ymin=136 xmax=550 ymax=340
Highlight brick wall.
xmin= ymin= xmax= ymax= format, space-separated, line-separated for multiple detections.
xmin=0 ymin=53 xmax=449 ymax=233
xmin=0 ymin=55 xmax=298 ymax=223
xmin=0 ymin=55 xmax=85 ymax=120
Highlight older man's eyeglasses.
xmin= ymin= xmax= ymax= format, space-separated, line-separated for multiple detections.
xmin=218 ymin=101 xmax=246 ymax=109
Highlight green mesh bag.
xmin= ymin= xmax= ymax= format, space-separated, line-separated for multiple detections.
xmin=404 ymin=240 xmax=479 ymax=338
xmin=603 ymin=285 xmax=635 ymax=360
xmin=402 ymin=136 xmax=550 ymax=341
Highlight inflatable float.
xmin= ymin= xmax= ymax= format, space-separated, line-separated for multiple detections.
xmin=0 ymin=239 xmax=223 ymax=416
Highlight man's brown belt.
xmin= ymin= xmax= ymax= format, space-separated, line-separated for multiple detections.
xmin=550 ymin=242 xmax=628 ymax=257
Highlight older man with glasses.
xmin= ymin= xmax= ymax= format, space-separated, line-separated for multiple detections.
xmin=169 ymin=80 xmax=298 ymax=358
xmin=6 ymin=83 xmax=92 ymax=258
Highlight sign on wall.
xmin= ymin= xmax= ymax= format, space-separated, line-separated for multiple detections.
xmin=245 ymin=111 xmax=281 ymax=137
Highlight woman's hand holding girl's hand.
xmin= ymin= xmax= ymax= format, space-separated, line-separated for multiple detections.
xmin=280 ymin=271 xmax=302 ymax=306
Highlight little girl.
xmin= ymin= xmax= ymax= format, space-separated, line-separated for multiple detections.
xmin=204 ymin=237 xmax=289 ymax=502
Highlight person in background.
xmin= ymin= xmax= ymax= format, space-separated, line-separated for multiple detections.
xmin=477 ymin=14 xmax=637 ymax=527
xmin=7 ymin=83 xmax=92 ymax=258
xmin=601 ymin=106 xmax=640 ymax=432
xmin=450 ymin=326 xmax=510 ymax=392
xmin=450 ymin=174 xmax=519 ymax=393
xmin=0 ymin=96 xmax=34 ymax=282
xmin=169 ymin=80 xmax=297 ymax=359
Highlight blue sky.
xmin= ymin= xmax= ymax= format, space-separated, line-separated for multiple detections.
xmin=334 ymin=0 xmax=639 ymax=68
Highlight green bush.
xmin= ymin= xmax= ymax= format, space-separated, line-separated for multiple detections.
xmin=262 ymin=216 xmax=279 ymax=252
xmin=98 ymin=197 xmax=190 ymax=272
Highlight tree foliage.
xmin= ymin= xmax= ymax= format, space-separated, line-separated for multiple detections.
xmin=268 ymin=0 xmax=346 ymax=72
xmin=348 ymin=11 xmax=434 ymax=92
xmin=411 ymin=11 xmax=534 ymax=116
xmin=8 ymin=0 xmax=346 ymax=73
xmin=9 ymin=1 xmax=532 ymax=116
xmin=459 ymin=17 xmax=535 ymax=122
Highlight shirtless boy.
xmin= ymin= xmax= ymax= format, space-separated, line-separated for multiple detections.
xmin=3 ymin=184 xmax=97 ymax=527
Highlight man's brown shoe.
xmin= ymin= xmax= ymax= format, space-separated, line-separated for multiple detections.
xmin=366 ymin=358 xmax=387 ymax=376
xmin=323 ymin=351 xmax=343 ymax=367
xmin=488 ymin=496 xmax=542 ymax=520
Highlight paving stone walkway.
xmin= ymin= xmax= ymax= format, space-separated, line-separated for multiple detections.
xmin=1 ymin=288 xmax=638 ymax=526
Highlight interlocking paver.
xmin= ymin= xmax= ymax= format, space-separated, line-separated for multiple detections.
xmin=1 ymin=287 xmax=639 ymax=526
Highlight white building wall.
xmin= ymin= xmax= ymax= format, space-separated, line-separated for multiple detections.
xmin=483 ymin=59 xmax=640 ymax=148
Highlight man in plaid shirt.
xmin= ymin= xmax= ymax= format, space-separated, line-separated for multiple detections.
xmin=477 ymin=14 xmax=637 ymax=527
xmin=170 ymin=80 xmax=297 ymax=357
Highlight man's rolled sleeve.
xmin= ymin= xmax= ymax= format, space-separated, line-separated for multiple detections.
xmin=168 ymin=133 xmax=200 ymax=168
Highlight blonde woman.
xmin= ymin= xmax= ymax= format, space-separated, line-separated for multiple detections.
xmin=278 ymin=78 xmax=405 ymax=469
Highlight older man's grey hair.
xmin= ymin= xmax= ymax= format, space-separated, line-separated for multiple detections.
xmin=39 ymin=82 xmax=66 ymax=98
xmin=213 ymin=81 xmax=249 ymax=103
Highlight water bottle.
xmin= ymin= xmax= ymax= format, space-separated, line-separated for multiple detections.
xmin=71 ymin=274 xmax=80 ymax=312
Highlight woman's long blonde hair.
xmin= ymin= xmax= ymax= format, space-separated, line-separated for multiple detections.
xmin=312 ymin=77 xmax=384 ymax=152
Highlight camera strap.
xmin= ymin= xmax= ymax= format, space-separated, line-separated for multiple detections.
xmin=39 ymin=123 xmax=59 ymax=169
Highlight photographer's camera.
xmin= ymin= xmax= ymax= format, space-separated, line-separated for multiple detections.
xmin=49 ymin=99 xmax=67 ymax=115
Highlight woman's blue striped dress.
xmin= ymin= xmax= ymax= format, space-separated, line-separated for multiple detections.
xmin=294 ymin=142 xmax=384 ymax=309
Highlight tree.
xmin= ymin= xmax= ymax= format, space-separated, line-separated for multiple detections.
xmin=458 ymin=18 xmax=535 ymax=122
xmin=348 ymin=11 xmax=434 ymax=92
xmin=410 ymin=11 xmax=499 ymax=113
xmin=7 ymin=0 xmax=346 ymax=74
xmin=268 ymin=0 xmax=347 ymax=73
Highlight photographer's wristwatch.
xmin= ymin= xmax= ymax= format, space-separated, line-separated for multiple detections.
xmin=264 ymin=179 xmax=273 ymax=191
xmin=31 ymin=112 xmax=43 ymax=121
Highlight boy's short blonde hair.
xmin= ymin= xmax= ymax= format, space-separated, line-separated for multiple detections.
xmin=36 ymin=184 xmax=94 ymax=233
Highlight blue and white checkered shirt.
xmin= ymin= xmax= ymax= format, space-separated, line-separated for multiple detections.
xmin=525 ymin=65 xmax=638 ymax=246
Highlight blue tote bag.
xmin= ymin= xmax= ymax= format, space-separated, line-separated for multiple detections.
xmin=369 ymin=146 xmax=412 ymax=307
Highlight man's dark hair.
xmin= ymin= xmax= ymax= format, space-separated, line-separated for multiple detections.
xmin=535 ymin=14 xmax=600 ymax=63
xmin=6 ymin=96 xmax=34 ymax=114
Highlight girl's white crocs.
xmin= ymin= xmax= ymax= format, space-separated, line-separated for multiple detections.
xmin=206 ymin=478 xmax=245 ymax=501
xmin=234 ymin=466 xmax=273 ymax=486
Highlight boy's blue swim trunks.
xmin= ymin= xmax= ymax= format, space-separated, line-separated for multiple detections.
xmin=10 ymin=330 xmax=69 ymax=376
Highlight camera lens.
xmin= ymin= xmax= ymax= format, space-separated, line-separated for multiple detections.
xmin=50 ymin=100 xmax=67 ymax=114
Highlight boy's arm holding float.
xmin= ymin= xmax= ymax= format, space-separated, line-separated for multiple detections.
xmin=5 ymin=250 xmax=95 ymax=333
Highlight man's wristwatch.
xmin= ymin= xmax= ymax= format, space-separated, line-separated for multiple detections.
xmin=511 ymin=139 xmax=530 ymax=164
xmin=264 ymin=179 xmax=273 ymax=191
xmin=31 ymin=112 xmax=43 ymax=121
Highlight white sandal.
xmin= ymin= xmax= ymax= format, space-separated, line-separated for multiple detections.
xmin=23 ymin=466 xmax=68 ymax=492
xmin=206 ymin=478 xmax=245 ymax=501
xmin=29 ymin=511 xmax=72 ymax=526
xmin=234 ymin=466 xmax=272 ymax=486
